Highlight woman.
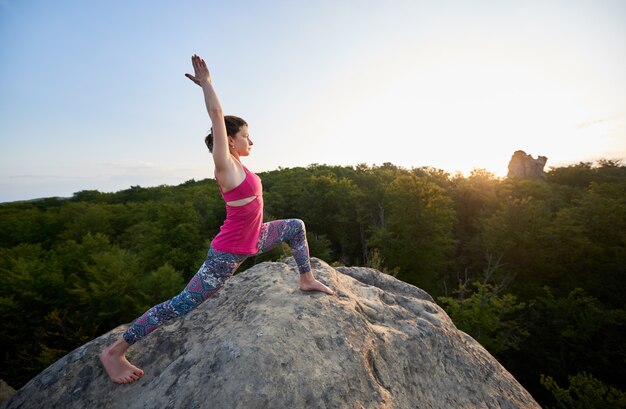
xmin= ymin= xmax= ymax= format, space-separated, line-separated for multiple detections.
xmin=99 ymin=54 xmax=334 ymax=384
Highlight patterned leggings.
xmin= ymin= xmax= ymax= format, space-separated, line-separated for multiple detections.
xmin=122 ymin=218 xmax=311 ymax=345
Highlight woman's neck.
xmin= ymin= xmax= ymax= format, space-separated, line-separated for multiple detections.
xmin=230 ymin=153 xmax=242 ymax=165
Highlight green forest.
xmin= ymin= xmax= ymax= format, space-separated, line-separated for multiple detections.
xmin=1 ymin=161 xmax=625 ymax=408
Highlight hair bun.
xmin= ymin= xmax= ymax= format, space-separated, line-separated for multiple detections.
xmin=204 ymin=127 xmax=214 ymax=152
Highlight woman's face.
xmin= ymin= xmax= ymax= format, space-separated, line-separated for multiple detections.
xmin=230 ymin=125 xmax=253 ymax=156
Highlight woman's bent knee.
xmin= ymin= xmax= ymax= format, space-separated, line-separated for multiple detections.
xmin=292 ymin=218 xmax=306 ymax=232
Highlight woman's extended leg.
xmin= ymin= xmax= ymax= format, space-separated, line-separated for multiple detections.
xmin=257 ymin=219 xmax=334 ymax=295
xmin=100 ymin=248 xmax=246 ymax=383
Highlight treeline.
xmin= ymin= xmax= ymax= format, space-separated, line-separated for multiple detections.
xmin=1 ymin=161 xmax=625 ymax=407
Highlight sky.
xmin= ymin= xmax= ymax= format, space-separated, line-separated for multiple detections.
xmin=1 ymin=0 xmax=625 ymax=202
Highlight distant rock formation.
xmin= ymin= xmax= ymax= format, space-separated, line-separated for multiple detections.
xmin=2 ymin=258 xmax=540 ymax=409
xmin=507 ymin=150 xmax=548 ymax=180
xmin=0 ymin=381 xmax=15 ymax=406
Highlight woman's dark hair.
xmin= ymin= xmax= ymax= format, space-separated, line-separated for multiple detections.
xmin=205 ymin=115 xmax=248 ymax=153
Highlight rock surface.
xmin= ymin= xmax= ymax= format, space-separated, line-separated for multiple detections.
xmin=2 ymin=258 xmax=540 ymax=409
xmin=507 ymin=150 xmax=548 ymax=180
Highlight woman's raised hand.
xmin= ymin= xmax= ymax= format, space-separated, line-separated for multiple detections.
xmin=185 ymin=54 xmax=211 ymax=87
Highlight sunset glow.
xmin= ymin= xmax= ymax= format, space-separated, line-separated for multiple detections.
xmin=1 ymin=0 xmax=624 ymax=201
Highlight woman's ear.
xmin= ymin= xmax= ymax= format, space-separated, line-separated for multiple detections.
xmin=227 ymin=136 xmax=235 ymax=149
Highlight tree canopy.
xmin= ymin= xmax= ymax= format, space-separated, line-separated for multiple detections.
xmin=1 ymin=160 xmax=624 ymax=407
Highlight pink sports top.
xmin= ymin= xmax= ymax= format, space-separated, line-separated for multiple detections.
xmin=211 ymin=165 xmax=264 ymax=254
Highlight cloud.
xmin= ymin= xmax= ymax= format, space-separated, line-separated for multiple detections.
xmin=577 ymin=112 xmax=625 ymax=129
xmin=104 ymin=161 xmax=206 ymax=186
xmin=1 ymin=160 xmax=209 ymax=202
xmin=577 ymin=118 xmax=607 ymax=129
xmin=10 ymin=174 xmax=91 ymax=181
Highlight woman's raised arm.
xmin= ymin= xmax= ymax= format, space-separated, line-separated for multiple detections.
xmin=185 ymin=54 xmax=231 ymax=172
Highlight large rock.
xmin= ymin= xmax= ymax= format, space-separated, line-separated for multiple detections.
xmin=507 ymin=150 xmax=548 ymax=180
xmin=2 ymin=258 xmax=540 ymax=409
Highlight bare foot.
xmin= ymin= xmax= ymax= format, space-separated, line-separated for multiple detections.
xmin=300 ymin=278 xmax=335 ymax=295
xmin=99 ymin=340 xmax=144 ymax=384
